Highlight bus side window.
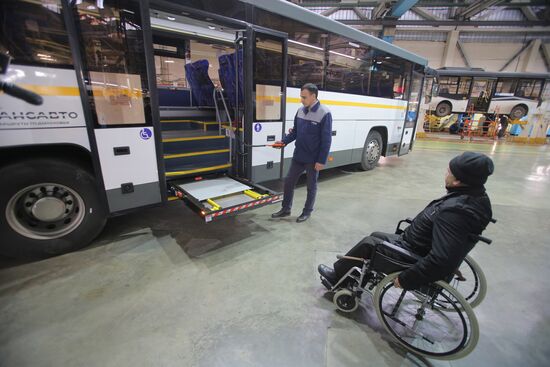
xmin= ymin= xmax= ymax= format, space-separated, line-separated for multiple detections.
xmin=457 ymin=77 xmax=472 ymax=96
xmin=496 ymin=78 xmax=518 ymax=97
xmin=516 ymin=79 xmax=543 ymax=100
xmin=0 ymin=0 xmax=73 ymax=67
xmin=541 ymin=80 xmax=550 ymax=101
xmin=438 ymin=77 xmax=458 ymax=95
xmin=71 ymin=0 xmax=151 ymax=126
xmin=287 ymin=55 xmax=323 ymax=89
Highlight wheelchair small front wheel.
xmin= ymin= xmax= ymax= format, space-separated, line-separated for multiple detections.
xmin=334 ymin=289 xmax=359 ymax=313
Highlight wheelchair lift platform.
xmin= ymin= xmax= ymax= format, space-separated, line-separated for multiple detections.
xmin=169 ymin=175 xmax=282 ymax=222
xmin=177 ymin=176 xmax=251 ymax=201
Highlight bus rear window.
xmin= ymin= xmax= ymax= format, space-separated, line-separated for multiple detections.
xmin=0 ymin=0 xmax=73 ymax=67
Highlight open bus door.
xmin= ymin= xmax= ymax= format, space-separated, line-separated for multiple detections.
xmin=67 ymin=0 xmax=165 ymax=214
xmin=166 ymin=23 xmax=285 ymax=222
xmin=399 ymin=70 xmax=424 ymax=155
xmin=468 ymin=78 xmax=496 ymax=113
xmin=245 ymin=26 xmax=288 ymax=183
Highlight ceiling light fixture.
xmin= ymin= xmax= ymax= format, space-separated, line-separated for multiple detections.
xmin=288 ymin=39 xmax=323 ymax=51
xmin=329 ymin=50 xmax=356 ymax=60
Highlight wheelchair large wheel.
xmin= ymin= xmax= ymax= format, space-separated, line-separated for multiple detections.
xmin=444 ymin=255 xmax=487 ymax=310
xmin=374 ymin=273 xmax=479 ymax=360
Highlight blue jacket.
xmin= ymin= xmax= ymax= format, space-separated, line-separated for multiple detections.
xmin=282 ymin=101 xmax=332 ymax=164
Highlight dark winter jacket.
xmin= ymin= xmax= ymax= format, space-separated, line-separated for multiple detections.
xmin=398 ymin=185 xmax=493 ymax=290
xmin=282 ymin=101 xmax=332 ymax=164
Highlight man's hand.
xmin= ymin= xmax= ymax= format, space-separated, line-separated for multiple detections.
xmin=272 ymin=141 xmax=285 ymax=149
xmin=314 ymin=163 xmax=324 ymax=171
xmin=393 ymin=277 xmax=402 ymax=288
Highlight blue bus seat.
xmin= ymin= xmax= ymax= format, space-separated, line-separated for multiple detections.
xmin=184 ymin=59 xmax=215 ymax=106
xmin=218 ymin=51 xmax=243 ymax=108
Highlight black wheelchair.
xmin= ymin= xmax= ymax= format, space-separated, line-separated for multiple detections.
xmin=393 ymin=218 xmax=493 ymax=310
xmin=320 ymin=218 xmax=495 ymax=360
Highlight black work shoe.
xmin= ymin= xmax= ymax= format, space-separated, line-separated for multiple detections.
xmin=318 ymin=264 xmax=337 ymax=287
xmin=271 ymin=209 xmax=291 ymax=218
xmin=296 ymin=213 xmax=310 ymax=223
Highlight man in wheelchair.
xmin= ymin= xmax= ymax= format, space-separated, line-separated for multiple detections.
xmin=318 ymin=151 xmax=494 ymax=291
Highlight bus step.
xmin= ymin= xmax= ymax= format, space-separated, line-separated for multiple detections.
xmin=164 ymin=150 xmax=230 ymax=172
xmin=161 ymin=131 xmax=229 ymax=154
xmin=165 ymin=163 xmax=232 ymax=178
xmin=161 ymin=119 xmax=220 ymax=132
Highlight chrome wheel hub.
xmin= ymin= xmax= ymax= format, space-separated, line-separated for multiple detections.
xmin=6 ymin=183 xmax=85 ymax=240
xmin=365 ymin=140 xmax=381 ymax=164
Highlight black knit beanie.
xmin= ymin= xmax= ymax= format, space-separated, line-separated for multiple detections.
xmin=449 ymin=152 xmax=494 ymax=186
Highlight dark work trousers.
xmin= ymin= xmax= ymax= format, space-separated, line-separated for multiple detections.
xmin=333 ymin=232 xmax=412 ymax=280
xmin=281 ymin=159 xmax=319 ymax=215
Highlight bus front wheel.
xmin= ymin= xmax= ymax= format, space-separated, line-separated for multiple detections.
xmin=360 ymin=130 xmax=383 ymax=171
xmin=0 ymin=158 xmax=107 ymax=258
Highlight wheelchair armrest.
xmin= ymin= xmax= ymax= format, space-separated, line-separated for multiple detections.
xmin=395 ymin=217 xmax=413 ymax=235
xmin=336 ymin=254 xmax=368 ymax=263
xmin=377 ymin=241 xmax=421 ymax=262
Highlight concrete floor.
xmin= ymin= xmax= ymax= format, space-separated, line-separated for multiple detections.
xmin=1 ymin=140 xmax=549 ymax=367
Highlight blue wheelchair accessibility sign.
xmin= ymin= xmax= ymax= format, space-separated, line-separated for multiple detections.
xmin=140 ymin=128 xmax=152 ymax=140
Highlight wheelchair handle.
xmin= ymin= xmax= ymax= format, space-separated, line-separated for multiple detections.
xmin=477 ymin=235 xmax=492 ymax=244
xmin=395 ymin=217 xmax=413 ymax=234
xmin=490 ymin=218 xmax=497 ymax=224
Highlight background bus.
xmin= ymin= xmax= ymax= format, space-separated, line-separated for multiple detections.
xmin=425 ymin=68 xmax=550 ymax=119
xmin=0 ymin=0 xmax=427 ymax=258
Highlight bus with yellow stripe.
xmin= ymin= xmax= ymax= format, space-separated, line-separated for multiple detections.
xmin=0 ymin=0 xmax=427 ymax=258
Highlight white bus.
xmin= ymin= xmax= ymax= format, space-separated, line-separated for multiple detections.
xmin=0 ymin=0 xmax=427 ymax=258
xmin=425 ymin=68 xmax=550 ymax=119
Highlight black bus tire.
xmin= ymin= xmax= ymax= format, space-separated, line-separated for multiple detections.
xmin=360 ymin=130 xmax=383 ymax=171
xmin=435 ymin=101 xmax=452 ymax=117
xmin=509 ymin=105 xmax=527 ymax=120
xmin=0 ymin=158 xmax=107 ymax=258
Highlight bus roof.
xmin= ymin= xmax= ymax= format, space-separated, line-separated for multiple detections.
xmin=239 ymin=0 xmax=428 ymax=67
xmin=433 ymin=68 xmax=550 ymax=80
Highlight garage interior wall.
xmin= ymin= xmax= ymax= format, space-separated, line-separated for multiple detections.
xmin=394 ymin=40 xmax=548 ymax=72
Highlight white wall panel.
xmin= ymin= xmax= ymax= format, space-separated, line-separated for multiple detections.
xmin=395 ymin=41 xmax=548 ymax=73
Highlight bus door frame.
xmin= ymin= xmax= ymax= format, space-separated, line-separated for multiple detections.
xmin=242 ymin=25 xmax=288 ymax=182
xmin=62 ymin=0 xmax=165 ymax=214
xmin=399 ymin=67 xmax=425 ymax=156
xmin=468 ymin=77 xmax=497 ymax=113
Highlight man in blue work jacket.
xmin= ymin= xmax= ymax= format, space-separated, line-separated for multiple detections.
xmin=271 ymin=83 xmax=332 ymax=223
